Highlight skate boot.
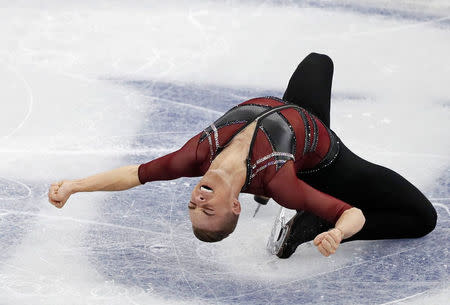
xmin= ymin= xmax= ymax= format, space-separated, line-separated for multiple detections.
xmin=269 ymin=210 xmax=333 ymax=259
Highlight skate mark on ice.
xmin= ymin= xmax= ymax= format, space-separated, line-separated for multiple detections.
xmin=167 ymin=190 xmax=196 ymax=297
xmin=377 ymin=290 xmax=428 ymax=305
xmin=167 ymin=187 xmax=220 ymax=303
xmin=0 ymin=260 xmax=40 ymax=277
xmin=337 ymin=15 xmax=450 ymax=38
xmin=374 ymin=151 xmax=450 ymax=161
xmin=433 ymin=203 xmax=450 ymax=217
xmin=145 ymin=94 xmax=223 ymax=116
xmin=298 ymin=15 xmax=450 ymax=43
xmin=0 ymin=147 xmax=175 ymax=156
xmin=430 ymin=197 xmax=450 ymax=201
xmin=0 ymin=62 xmax=34 ymax=141
xmin=216 ymin=242 xmax=425 ymax=301
xmin=303 ymin=1 xmax=450 ymax=26
xmin=0 ymin=177 xmax=32 ymax=201
xmin=0 ymin=208 xmax=192 ymax=240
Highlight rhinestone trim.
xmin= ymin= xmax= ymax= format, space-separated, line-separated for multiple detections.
xmin=199 ymin=120 xmax=248 ymax=144
xmin=219 ymin=120 xmax=247 ymax=128
xmin=204 ymin=130 xmax=214 ymax=163
xmin=252 ymin=152 xmax=295 ymax=168
xmin=250 ymin=160 xmax=287 ymax=179
xmin=211 ymin=124 xmax=220 ymax=151
xmin=310 ymin=116 xmax=318 ymax=153
xmin=298 ymin=133 xmax=340 ymax=174
xmin=297 ymin=109 xmax=310 ymax=155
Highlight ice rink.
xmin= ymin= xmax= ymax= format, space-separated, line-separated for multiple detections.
xmin=0 ymin=1 xmax=449 ymax=304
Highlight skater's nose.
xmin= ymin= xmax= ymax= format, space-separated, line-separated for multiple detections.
xmin=195 ymin=192 xmax=206 ymax=202
xmin=191 ymin=185 xmax=213 ymax=205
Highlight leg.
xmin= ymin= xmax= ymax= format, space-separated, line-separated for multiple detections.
xmin=283 ymin=52 xmax=334 ymax=128
xmin=299 ymin=142 xmax=437 ymax=240
xmin=277 ymin=141 xmax=437 ymax=258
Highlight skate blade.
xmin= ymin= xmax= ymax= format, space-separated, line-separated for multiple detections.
xmin=266 ymin=207 xmax=296 ymax=255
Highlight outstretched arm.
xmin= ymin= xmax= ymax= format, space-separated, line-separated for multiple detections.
xmin=48 ymin=165 xmax=141 ymax=208
xmin=49 ymin=132 xmax=204 ymax=209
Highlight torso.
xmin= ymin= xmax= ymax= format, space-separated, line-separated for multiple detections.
xmin=198 ymin=96 xmax=338 ymax=193
xmin=209 ymin=121 xmax=257 ymax=176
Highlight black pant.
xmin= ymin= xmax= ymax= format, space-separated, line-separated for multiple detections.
xmin=283 ymin=53 xmax=437 ymax=241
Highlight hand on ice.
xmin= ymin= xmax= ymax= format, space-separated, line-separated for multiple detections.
xmin=313 ymin=228 xmax=343 ymax=257
xmin=48 ymin=180 xmax=74 ymax=209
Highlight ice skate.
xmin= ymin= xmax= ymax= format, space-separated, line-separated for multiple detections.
xmin=266 ymin=207 xmax=298 ymax=255
xmin=268 ymin=209 xmax=333 ymax=258
xmin=254 ymin=195 xmax=270 ymax=205
xmin=253 ymin=195 xmax=270 ymax=217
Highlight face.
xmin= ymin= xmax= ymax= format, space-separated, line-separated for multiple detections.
xmin=189 ymin=173 xmax=240 ymax=231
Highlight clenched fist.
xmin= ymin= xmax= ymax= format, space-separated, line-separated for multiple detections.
xmin=48 ymin=180 xmax=74 ymax=209
xmin=313 ymin=228 xmax=344 ymax=257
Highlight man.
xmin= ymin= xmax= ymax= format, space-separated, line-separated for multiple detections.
xmin=48 ymin=53 xmax=437 ymax=258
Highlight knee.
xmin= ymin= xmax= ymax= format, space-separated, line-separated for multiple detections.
xmin=415 ymin=205 xmax=437 ymax=237
xmin=305 ymin=52 xmax=334 ymax=69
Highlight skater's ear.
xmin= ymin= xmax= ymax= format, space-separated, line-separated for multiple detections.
xmin=231 ymin=198 xmax=241 ymax=215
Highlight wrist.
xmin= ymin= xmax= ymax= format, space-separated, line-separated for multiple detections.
xmin=334 ymin=227 xmax=345 ymax=240
xmin=70 ymin=180 xmax=83 ymax=194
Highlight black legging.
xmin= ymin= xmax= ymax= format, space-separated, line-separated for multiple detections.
xmin=283 ymin=53 xmax=437 ymax=241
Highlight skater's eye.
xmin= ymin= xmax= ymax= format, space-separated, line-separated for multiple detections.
xmin=188 ymin=202 xmax=215 ymax=216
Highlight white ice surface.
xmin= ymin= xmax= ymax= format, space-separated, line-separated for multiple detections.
xmin=0 ymin=1 xmax=449 ymax=304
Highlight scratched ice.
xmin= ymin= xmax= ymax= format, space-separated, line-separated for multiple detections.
xmin=0 ymin=1 xmax=449 ymax=304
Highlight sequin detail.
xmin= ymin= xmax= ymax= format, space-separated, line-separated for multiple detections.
xmin=296 ymin=109 xmax=310 ymax=155
xmin=297 ymin=132 xmax=340 ymax=174
xmin=252 ymin=152 xmax=295 ymax=168
xmin=211 ymin=124 xmax=220 ymax=150
xmin=310 ymin=116 xmax=318 ymax=152
xmin=250 ymin=160 xmax=287 ymax=179
xmin=204 ymin=130 xmax=214 ymax=163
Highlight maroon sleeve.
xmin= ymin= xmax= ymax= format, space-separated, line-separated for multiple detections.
xmin=138 ymin=133 xmax=202 ymax=184
xmin=265 ymin=161 xmax=352 ymax=224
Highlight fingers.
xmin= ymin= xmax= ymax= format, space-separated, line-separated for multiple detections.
xmin=53 ymin=201 xmax=65 ymax=209
xmin=49 ymin=183 xmax=60 ymax=197
xmin=313 ymin=232 xmax=327 ymax=246
xmin=48 ymin=193 xmax=63 ymax=208
xmin=317 ymin=243 xmax=329 ymax=256
xmin=321 ymin=235 xmax=336 ymax=254
xmin=48 ymin=181 xmax=66 ymax=208
xmin=315 ymin=230 xmax=342 ymax=257
xmin=328 ymin=228 xmax=343 ymax=243
xmin=50 ymin=181 xmax=64 ymax=191
xmin=48 ymin=197 xmax=65 ymax=208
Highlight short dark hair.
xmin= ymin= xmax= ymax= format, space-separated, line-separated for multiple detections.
xmin=192 ymin=213 xmax=239 ymax=242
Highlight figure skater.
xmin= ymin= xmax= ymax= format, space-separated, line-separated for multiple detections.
xmin=48 ymin=53 xmax=437 ymax=258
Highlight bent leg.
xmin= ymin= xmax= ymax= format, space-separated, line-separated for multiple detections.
xmin=283 ymin=52 xmax=334 ymax=128
xmin=298 ymin=142 xmax=437 ymax=241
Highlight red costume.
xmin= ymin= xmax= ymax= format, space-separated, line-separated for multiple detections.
xmin=138 ymin=97 xmax=352 ymax=223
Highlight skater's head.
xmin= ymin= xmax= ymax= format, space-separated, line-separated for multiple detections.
xmin=189 ymin=170 xmax=241 ymax=242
